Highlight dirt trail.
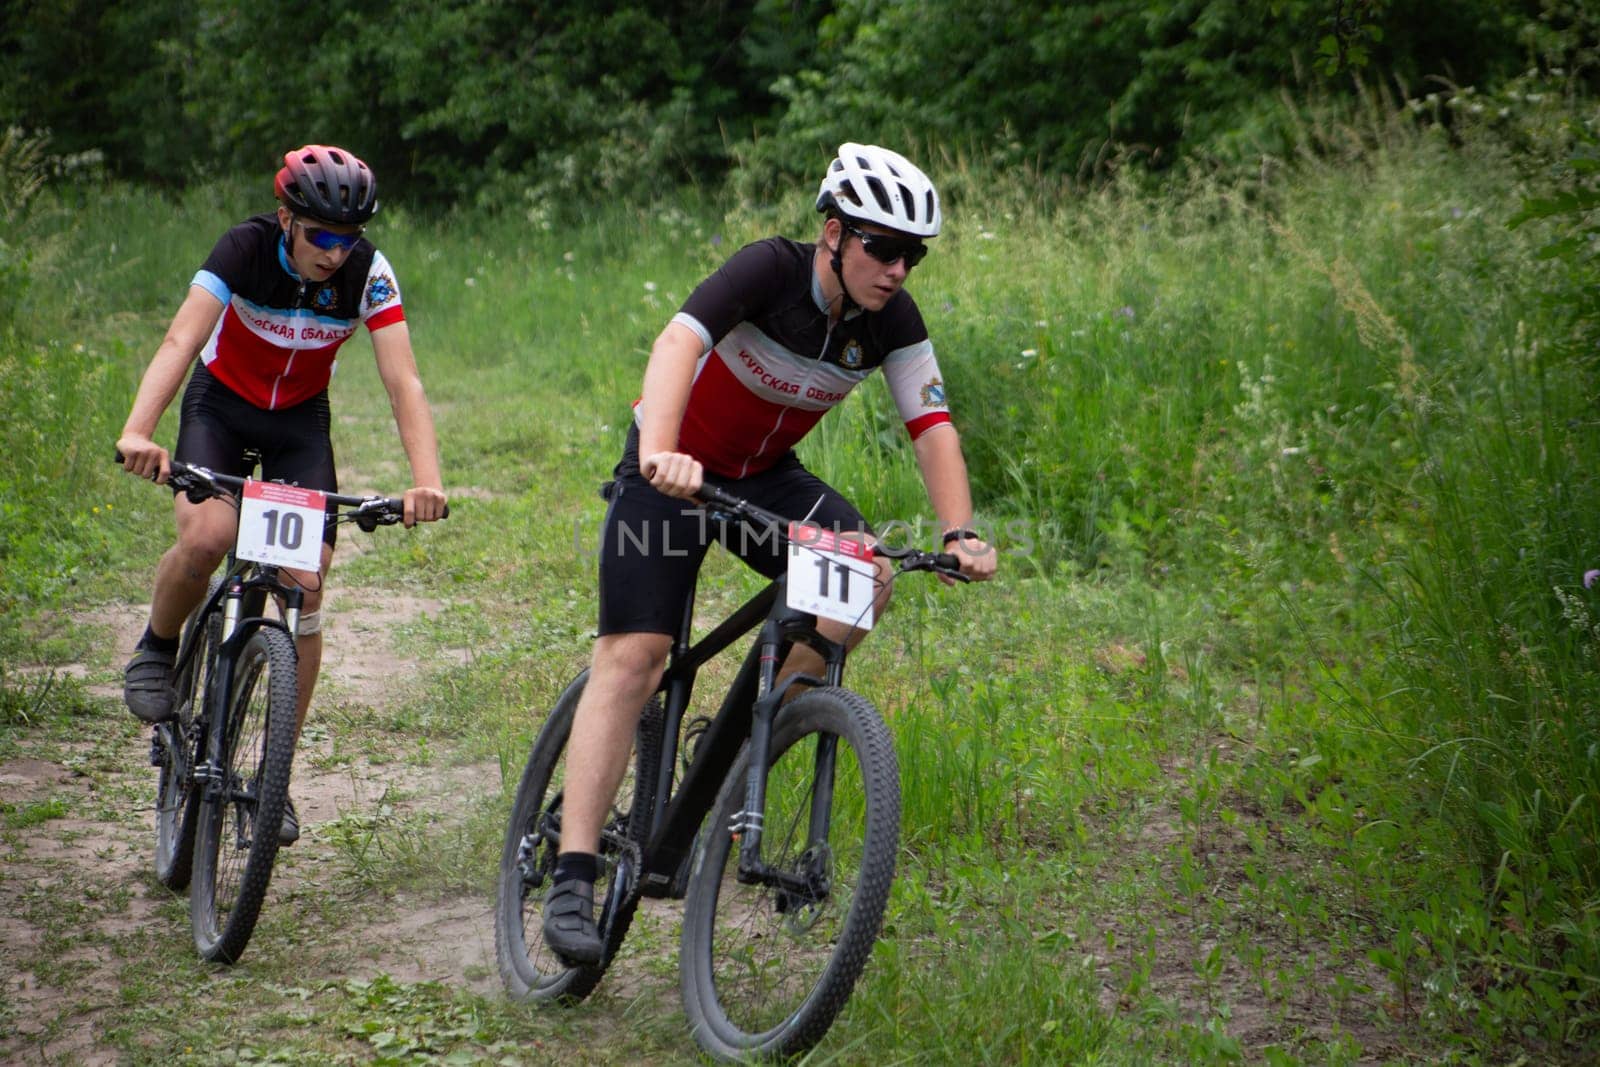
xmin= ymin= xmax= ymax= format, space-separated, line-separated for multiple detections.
xmin=0 ymin=581 xmax=498 ymax=1064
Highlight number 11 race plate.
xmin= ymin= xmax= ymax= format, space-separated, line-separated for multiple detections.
xmin=786 ymin=522 xmax=876 ymax=630
xmin=236 ymin=481 xmax=326 ymax=570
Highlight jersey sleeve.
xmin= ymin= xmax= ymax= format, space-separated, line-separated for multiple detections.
xmin=190 ymin=269 xmax=231 ymax=305
xmin=883 ymin=343 xmax=953 ymax=438
xmin=674 ymin=239 xmax=790 ymax=350
xmin=359 ymin=249 xmax=405 ymax=331
xmin=876 ymin=292 xmax=952 ymax=439
xmin=193 ymin=221 xmax=257 ymax=301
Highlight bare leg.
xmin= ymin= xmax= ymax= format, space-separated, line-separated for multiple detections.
xmin=285 ymin=542 xmax=334 ymax=739
xmin=558 ymin=631 xmax=673 ymax=856
xmin=295 ymin=632 xmax=322 ymax=736
xmin=147 ymin=496 xmax=237 ymax=637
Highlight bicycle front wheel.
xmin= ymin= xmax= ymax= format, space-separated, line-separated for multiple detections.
xmin=680 ymin=686 xmax=900 ymax=1061
xmin=190 ymin=625 xmax=298 ymax=964
xmin=154 ymin=577 xmax=222 ymax=891
xmin=495 ymin=670 xmax=662 ymax=1003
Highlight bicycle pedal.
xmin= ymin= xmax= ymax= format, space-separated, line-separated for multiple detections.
xmin=639 ymin=871 xmax=676 ymax=899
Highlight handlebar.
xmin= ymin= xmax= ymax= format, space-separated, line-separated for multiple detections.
xmin=696 ymin=483 xmax=970 ymax=583
xmin=115 ymin=453 xmax=448 ymax=530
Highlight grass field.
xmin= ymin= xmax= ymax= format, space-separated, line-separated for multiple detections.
xmin=2 ymin=93 xmax=1599 ymax=1064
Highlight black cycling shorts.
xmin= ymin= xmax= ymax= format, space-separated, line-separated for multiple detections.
xmin=596 ymin=425 xmax=869 ymax=636
xmin=174 ymin=362 xmax=340 ymax=548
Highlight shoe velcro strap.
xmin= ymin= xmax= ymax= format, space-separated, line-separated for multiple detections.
xmin=545 ymin=878 xmax=595 ymax=917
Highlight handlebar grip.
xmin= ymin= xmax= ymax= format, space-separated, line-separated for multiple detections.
xmin=934 ymin=552 xmax=962 ymax=571
xmin=394 ymin=500 xmax=450 ymax=519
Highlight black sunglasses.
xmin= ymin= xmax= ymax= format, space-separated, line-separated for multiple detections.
xmin=844 ymin=223 xmax=928 ymax=269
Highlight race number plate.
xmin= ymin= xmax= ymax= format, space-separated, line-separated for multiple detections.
xmin=236 ymin=481 xmax=326 ymax=570
xmin=786 ymin=522 xmax=876 ymax=630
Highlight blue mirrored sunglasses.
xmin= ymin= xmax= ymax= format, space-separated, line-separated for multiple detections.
xmin=294 ymin=217 xmax=363 ymax=252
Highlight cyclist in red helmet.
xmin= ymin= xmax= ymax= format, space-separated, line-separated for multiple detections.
xmin=116 ymin=144 xmax=448 ymax=844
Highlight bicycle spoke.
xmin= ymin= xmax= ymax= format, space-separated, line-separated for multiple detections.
xmin=682 ymin=688 xmax=898 ymax=1060
xmin=191 ymin=626 xmax=296 ymax=963
xmin=496 ymin=673 xmax=662 ymax=1003
xmin=709 ymin=735 xmax=862 ymax=1031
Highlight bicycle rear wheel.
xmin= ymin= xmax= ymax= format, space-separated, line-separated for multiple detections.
xmin=680 ymin=687 xmax=900 ymax=1061
xmin=495 ymin=670 xmax=662 ymax=1003
xmin=190 ymin=625 xmax=298 ymax=964
xmin=154 ymin=578 xmax=222 ymax=891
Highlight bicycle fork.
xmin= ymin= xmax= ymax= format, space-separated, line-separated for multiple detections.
xmin=192 ymin=584 xmax=246 ymax=803
xmin=732 ymin=613 xmax=845 ymax=903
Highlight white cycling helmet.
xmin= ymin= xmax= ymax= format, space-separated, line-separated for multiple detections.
xmin=815 ymin=142 xmax=941 ymax=238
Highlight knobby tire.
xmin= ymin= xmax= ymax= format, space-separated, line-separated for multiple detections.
xmin=190 ymin=624 xmax=297 ymax=964
xmin=680 ymin=687 xmax=900 ymax=1061
xmin=153 ymin=578 xmax=222 ymax=891
xmin=495 ymin=670 xmax=663 ymax=1004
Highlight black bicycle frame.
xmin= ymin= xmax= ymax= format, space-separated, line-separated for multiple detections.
xmin=636 ymin=570 xmax=850 ymax=896
xmin=192 ymin=558 xmax=303 ymax=806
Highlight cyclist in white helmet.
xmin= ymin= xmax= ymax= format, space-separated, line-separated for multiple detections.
xmin=540 ymin=142 xmax=996 ymax=964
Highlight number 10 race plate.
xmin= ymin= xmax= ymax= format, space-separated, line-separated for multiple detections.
xmin=786 ymin=522 xmax=876 ymax=630
xmin=236 ymin=481 xmax=327 ymax=570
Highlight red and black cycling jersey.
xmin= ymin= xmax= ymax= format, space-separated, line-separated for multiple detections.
xmin=191 ymin=213 xmax=405 ymax=410
xmin=636 ymin=236 xmax=953 ymax=479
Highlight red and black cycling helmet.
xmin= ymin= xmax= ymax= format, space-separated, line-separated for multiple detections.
xmin=274 ymin=144 xmax=377 ymax=225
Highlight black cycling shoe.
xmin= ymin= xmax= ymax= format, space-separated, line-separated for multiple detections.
xmin=278 ymin=798 xmax=300 ymax=846
xmin=542 ymin=877 xmax=602 ymax=964
xmin=123 ymin=648 xmax=178 ymax=723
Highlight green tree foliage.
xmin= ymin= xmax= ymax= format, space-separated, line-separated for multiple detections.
xmin=0 ymin=0 xmax=190 ymax=182
xmin=741 ymin=0 xmax=1554 ymax=184
xmin=0 ymin=0 xmax=1594 ymax=205
xmin=173 ymin=0 xmax=787 ymax=207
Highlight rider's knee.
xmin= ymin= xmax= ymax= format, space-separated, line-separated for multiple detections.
xmin=296 ymin=581 xmax=324 ymax=615
xmin=593 ymin=632 xmax=671 ymax=687
xmin=176 ymin=525 xmax=232 ymax=568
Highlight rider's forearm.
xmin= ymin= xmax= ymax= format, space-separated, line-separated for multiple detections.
xmin=371 ymin=323 xmax=444 ymax=489
xmin=388 ymin=380 xmax=444 ymax=489
xmin=637 ymin=322 xmax=704 ymax=456
xmin=122 ymin=342 xmax=197 ymax=438
xmin=912 ymin=424 xmax=976 ymax=532
xmin=124 ymin=288 xmax=224 ymax=439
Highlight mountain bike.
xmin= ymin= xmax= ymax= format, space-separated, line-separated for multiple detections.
xmin=495 ymin=483 xmax=967 ymax=1061
xmin=125 ymin=454 xmax=429 ymax=963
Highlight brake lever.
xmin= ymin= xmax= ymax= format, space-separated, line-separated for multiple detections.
xmin=922 ymin=552 xmax=971 ymax=583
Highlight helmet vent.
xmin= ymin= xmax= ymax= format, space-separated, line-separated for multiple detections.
xmin=865 ymin=177 xmax=892 ymax=214
xmin=813 ymin=141 xmax=940 ymax=237
xmin=275 ymin=143 xmax=378 ymax=226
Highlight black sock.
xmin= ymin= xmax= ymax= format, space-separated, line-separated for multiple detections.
xmin=553 ymin=851 xmax=599 ymax=885
xmin=137 ymin=626 xmax=179 ymax=654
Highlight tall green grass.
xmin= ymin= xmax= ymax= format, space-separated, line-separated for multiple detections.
xmin=4 ymin=87 xmax=1599 ymax=1061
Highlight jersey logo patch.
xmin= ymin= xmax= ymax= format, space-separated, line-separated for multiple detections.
xmin=921 ymin=377 xmax=947 ymax=408
xmin=839 ymin=339 xmax=864 ymax=369
xmin=366 ymin=272 xmax=397 ymax=308
xmin=313 ymin=286 xmax=338 ymax=312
